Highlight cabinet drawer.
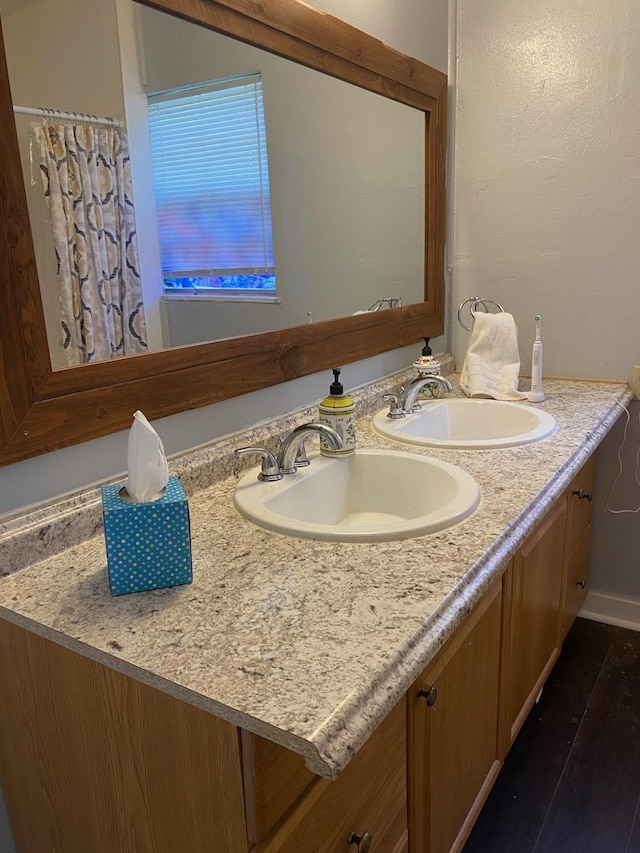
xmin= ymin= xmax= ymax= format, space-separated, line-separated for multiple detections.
xmin=566 ymin=455 xmax=595 ymax=554
xmin=562 ymin=524 xmax=591 ymax=637
xmin=254 ymin=699 xmax=407 ymax=853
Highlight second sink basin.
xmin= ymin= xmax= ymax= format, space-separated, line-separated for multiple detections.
xmin=372 ymin=399 xmax=557 ymax=450
xmin=234 ymin=449 xmax=480 ymax=542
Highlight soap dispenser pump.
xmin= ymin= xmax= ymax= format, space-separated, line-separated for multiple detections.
xmin=413 ymin=337 xmax=441 ymax=376
xmin=318 ymin=368 xmax=356 ymax=456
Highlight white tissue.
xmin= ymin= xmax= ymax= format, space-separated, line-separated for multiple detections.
xmin=126 ymin=410 xmax=169 ymax=502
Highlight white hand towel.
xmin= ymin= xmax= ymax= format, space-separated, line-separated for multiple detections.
xmin=460 ymin=312 xmax=528 ymax=401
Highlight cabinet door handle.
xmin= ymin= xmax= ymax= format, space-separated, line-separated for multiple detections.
xmin=418 ymin=686 xmax=438 ymax=707
xmin=348 ymin=831 xmax=372 ymax=852
xmin=572 ymin=489 xmax=592 ymax=502
xmin=576 ymin=579 xmax=586 ymax=589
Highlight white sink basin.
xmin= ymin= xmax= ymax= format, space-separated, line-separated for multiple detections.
xmin=234 ymin=449 xmax=480 ymax=542
xmin=372 ymin=399 xmax=557 ymax=450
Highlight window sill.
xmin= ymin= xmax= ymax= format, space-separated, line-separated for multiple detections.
xmin=162 ymin=292 xmax=280 ymax=304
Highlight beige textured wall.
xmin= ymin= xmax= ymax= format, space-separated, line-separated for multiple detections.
xmin=453 ymin=0 xmax=640 ymax=383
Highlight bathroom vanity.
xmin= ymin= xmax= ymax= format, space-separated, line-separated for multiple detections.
xmin=0 ymin=375 xmax=629 ymax=852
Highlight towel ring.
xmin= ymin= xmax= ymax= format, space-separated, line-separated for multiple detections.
xmin=457 ymin=297 xmax=505 ymax=331
xmin=366 ymin=297 xmax=403 ymax=312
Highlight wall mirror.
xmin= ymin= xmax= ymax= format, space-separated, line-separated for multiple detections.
xmin=0 ymin=0 xmax=446 ymax=467
xmin=6 ymin=0 xmax=427 ymax=365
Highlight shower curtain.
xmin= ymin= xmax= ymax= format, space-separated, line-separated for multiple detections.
xmin=34 ymin=122 xmax=148 ymax=365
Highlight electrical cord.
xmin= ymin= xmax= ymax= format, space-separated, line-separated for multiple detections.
xmin=603 ymin=396 xmax=640 ymax=514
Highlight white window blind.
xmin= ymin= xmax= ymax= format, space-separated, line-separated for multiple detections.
xmin=147 ymin=73 xmax=274 ymax=281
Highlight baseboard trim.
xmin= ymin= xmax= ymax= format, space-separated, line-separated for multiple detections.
xmin=579 ymin=590 xmax=640 ymax=633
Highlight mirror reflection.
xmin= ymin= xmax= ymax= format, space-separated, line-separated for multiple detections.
xmin=2 ymin=0 xmax=425 ymax=370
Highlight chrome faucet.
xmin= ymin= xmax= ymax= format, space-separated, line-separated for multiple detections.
xmin=235 ymin=447 xmax=282 ymax=481
xmin=277 ymin=422 xmax=342 ymax=474
xmin=399 ymin=374 xmax=453 ymax=414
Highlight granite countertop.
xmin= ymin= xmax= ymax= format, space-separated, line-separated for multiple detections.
xmin=0 ymin=376 xmax=631 ymax=779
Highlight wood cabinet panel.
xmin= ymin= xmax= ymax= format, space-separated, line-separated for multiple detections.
xmin=254 ymin=699 xmax=407 ymax=853
xmin=0 ymin=620 xmax=248 ymax=853
xmin=503 ymin=498 xmax=566 ymax=749
xmin=566 ymin=455 xmax=595 ymax=555
xmin=561 ymin=457 xmax=596 ymax=638
xmin=562 ymin=524 xmax=591 ymax=637
xmin=409 ymin=581 xmax=502 ymax=853
xmin=392 ymin=831 xmax=410 ymax=853
xmin=242 ymin=731 xmax=317 ymax=845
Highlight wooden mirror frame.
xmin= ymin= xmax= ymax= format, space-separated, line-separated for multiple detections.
xmin=0 ymin=0 xmax=446 ymax=467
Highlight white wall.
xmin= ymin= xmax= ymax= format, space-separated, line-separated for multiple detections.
xmin=590 ymin=403 xmax=640 ymax=600
xmin=0 ymin=0 xmax=448 ymax=519
xmin=115 ymin=0 xmax=166 ymax=351
xmin=4 ymin=0 xmax=124 ymax=116
xmin=453 ymin=0 xmax=640 ymax=382
xmin=310 ymin=0 xmax=449 ymax=73
xmin=454 ymin=0 xmax=640 ymax=600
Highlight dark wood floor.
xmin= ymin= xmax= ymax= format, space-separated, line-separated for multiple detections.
xmin=464 ymin=617 xmax=640 ymax=853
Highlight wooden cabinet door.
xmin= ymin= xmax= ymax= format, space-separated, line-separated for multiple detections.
xmin=409 ymin=581 xmax=502 ymax=853
xmin=565 ymin=455 xmax=595 ymax=556
xmin=561 ymin=456 xmax=595 ymax=638
xmin=0 ymin=621 xmax=249 ymax=853
xmin=562 ymin=526 xmax=590 ymax=635
xmin=502 ymin=497 xmax=567 ymax=750
xmin=254 ymin=698 xmax=407 ymax=853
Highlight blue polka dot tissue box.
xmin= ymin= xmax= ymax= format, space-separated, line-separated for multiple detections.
xmin=101 ymin=477 xmax=192 ymax=596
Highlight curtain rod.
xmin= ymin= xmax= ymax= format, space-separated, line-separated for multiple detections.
xmin=12 ymin=105 xmax=122 ymax=129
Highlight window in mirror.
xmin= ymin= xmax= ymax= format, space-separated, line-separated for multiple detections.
xmin=148 ymin=72 xmax=277 ymax=300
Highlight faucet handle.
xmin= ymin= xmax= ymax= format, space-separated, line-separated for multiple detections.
xmin=293 ymin=440 xmax=311 ymax=468
xmin=235 ymin=447 xmax=283 ymax=482
xmin=383 ymin=394 xmax=405 ymax=419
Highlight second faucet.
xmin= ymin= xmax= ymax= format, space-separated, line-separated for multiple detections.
xmin=386 ymin=374 xmax=453 ymax=418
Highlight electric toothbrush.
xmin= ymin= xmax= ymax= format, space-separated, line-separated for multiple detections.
xmin=528 ymin=315 xmax=545 ymax=402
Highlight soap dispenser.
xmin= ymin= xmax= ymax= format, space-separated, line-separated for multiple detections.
xmin=318 ymin=368 xmax=356 ymax=456
xmin=413 ymin=338 xmax=441 ymax=377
